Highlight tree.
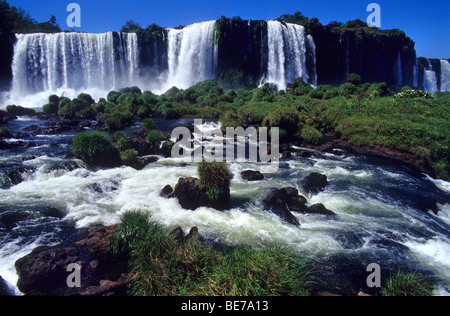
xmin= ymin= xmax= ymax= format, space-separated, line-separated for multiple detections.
xmin=121 ymin=20 xmax=142 ymax=33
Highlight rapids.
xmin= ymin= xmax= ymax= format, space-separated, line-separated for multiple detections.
xmin=0 ymin=117 xmax=449 ymax=295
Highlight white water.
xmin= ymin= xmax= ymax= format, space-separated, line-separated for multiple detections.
xmin=162 ymin=21 xmax=217 ymax=93
xmin=7 ymin=32 xmax=140 ymax=108
xmin=264 ymin=21 xmax=317 ymax=90
xmin=423 ymin=60 xmax=439 ymax=93
xmin=440 ymin=59 xmax=450 ymax=92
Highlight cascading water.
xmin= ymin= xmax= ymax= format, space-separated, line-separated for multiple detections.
xmin=394 ymin=51 xmax=403 ymax=86
xmin=440 ymin=59 xmax=450 ymax=92
xmin=265 ymin=21 xmax=317 ymax=90
xmin=413 ymin=61 xmax=419 ymax=88
xmin=10 ymin=32 xmax=140 ymax=105
xmin=163 ymin=21 xmax=217 ymax=92
xmin=423 ymin=60 xmax=438 ymax=93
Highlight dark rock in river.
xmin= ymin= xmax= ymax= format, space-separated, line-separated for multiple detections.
xmin=305 ymin=203 xmax=336 ymax=216
xmin=15 ymin=245 xmax=82 ymax=294
xmin=263 ymin=187 xmax=305 ymax=226
xmin=301 ymin=172 xmax=329 ymax=194
xmin=133 ymin=155 xmax=159 ymax=170
xmin=7 ymin=167 xmax=35 ymax=185
xmin=172 ymin=177 xmax=230 ymax=210
xmin=240 ymin=170 xmax=264 ymax=181
xmin=160 ymin=184 xmax=174 ymax=198
xmin=15 ymin=224 xmax=131 ymax=296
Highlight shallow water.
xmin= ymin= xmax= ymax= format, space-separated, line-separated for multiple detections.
xmin=0 ymin=117 xmax=449 ymax=295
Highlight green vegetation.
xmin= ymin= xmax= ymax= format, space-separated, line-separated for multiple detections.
xmin=110 ymin=210 xmax=312 ymax=296
xmin=198 ymin=161 xmax=233 ymax=201
xmin=5 ymin=104 xmax=35 ymax=117
xmin=0 ymin=0 xmax=61 ymax=34
xmin=380 ymin=271 xmax=435 ymax=296
xmin=71 ymin=131 xmax=120 ymax=167
xmin=48 ymin=74 xmax=448 ymax=180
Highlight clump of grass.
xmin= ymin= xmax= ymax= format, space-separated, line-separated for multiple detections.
xmin=113 ymin=210 xmax=312 ymax=296
xmin=120 ymin=149 xmax=138 ymax=166
xmin=380 ymin=270 xmax=435 ymax=296
xmin=108 ymin=210 xmax=152 ymax=257
xmin=197 ymin=161 xmax=233 ymax=200
xmin=71 ymin=131 xmax=120 ymax=167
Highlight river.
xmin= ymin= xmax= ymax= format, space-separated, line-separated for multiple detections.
xmin=0 ymin=116 xmax=449 ymax=295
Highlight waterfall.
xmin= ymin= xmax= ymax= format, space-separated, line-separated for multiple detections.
xmin=306 ymin=34 xmax=318 ymax=88
xmin=265 ymin=20 xmax=317 ymax=90
xmin=394 ymin=51 xmax=403 ymax=86
xmin=440 ymin=59 xmax=450 ymax=92
xmin=11 ymin=32 xmax=140 ymax=98
xmin=164 ymin=21 xmax=217 ymax=91
xmin=413 ymin=61 xmax=419 ymax=88
xmin=423 ymin=60 xmax=438 ymax=93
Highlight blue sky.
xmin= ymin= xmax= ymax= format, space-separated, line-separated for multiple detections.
xmin=7 ymin=0 xmax=450 ymax=58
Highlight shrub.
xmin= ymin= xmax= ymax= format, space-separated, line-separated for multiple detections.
xmin=366 ymin=82 xmax=389 ymax=97
xmin=120 ymin=86 xmax=142 ymax=94
xmin=198 ymin=161 xmax=232 ymax=200
xmin=219 ymin=111 xmax=245 ymax=131
xmin=71 ymin=131 xmax=120 ymax=167
xmin=346 ymin=73 xmax=361 ymax=85
xmin=71 ymin=98 xmax=96 ymax=119
xmin=107 ymin=91 xmax=122 ymax=104
xmin=117 ymin=93 xmax=143 ymax=116
xmin=115 ymin=136 xmax=132 ymax=152
xmin=252 ymin=86 xmax=274 ymax=102
xmin=292 ymin=77 xmax=313 ymax=96
xmin=6 ymin=104 xmax=35 ymax=117
xmin=142 ymin=118 xmax=157 ymax=133
xmin=263 ymin=106 xmax=299 ymax=136
xmin=323 ymin=88 xmax=339 ymax=100
xmin=339 ymin=82 xmax=358 ymax=97
xmin=308 ymin=89 xmax=324 ymax=99
xmin=120 ymin=149 xmax=138 ymax=166
xmin=77 ymin=93 xmax=95 ymax=105
xmin=299 ymin=125 xmax=323 ymax=144
xmin=146 ymin=130 xmax=162 ymax=150
xmin=48 ymin=94 xmax=60 ymax=105
xmin=42 ymin=102 xmax=58 ymax=114
xmin=58 ymin=97 xmax=71 ymax=109
xmin=98 ymin=105 xmax=134 ymax=131
xmin=57 ymin=97 xmax=95 ymax=119
xmin=380 ymin=271 xmax=435 ymax=296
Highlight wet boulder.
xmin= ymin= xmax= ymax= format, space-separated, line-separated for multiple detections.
xmin=160 ymin=184 xmax=174 ymax=198
xmin=262 ymin=187 xmax=305 ymax=226
xmin=305 ymin=203 xmax=336 ymax=216
xmin=171 ymin=177 xmax=230 ymax=210
xmin=301 ymin=172 xmax=329 ymax=194
xmin=15 ymin=245 xmax=82 ymax=294
xmin=240 ymin=170 xmax=264 ymax=181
